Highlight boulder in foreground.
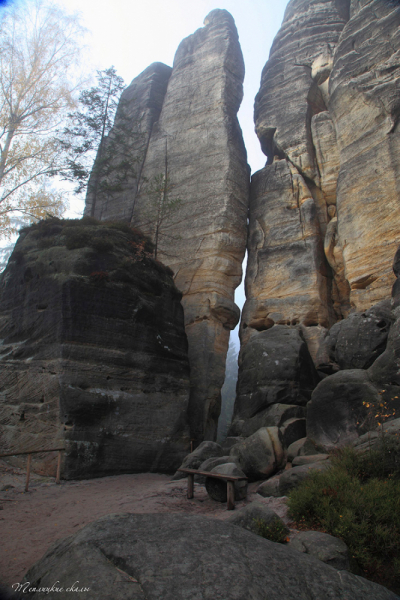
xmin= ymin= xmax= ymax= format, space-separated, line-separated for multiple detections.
xmin=22 ymin=513 xmax=398 ymax=599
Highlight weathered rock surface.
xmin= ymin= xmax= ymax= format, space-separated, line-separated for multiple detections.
xmin=352 ymin=419 xmax=400 ymax=454
xmin=85 ymin=62 xmax=172 ymax=222
xmin=254 ymin=0 xmax=348 ymax=180
xmin=329 ymin=0 xmax=400 ymax=310
xmin=257 ymin=476 xmax=281 ymax=498
xmin=289 ymin=530 xmax=350 ymax=571
xmin=306 ymin=370 xmax=380 ymax=451
xmin=287 ymin=437 xmax=322 ymax=461
xmin=205 ymin=463 xmax=247 ymax=502
xmin=280 ymin=417 xmax=307 ymax=449
xmin=22 ymin=514 xmax=398 ymax=599
xmin=172 ymin=440 xmax=223 ymax=479
xmin=279 ymin=461 xmax=331 ymax=496
xmin=0 ymin=219 xmax=190 ymax=477
xmin=226 ymin=500 xmax=288 ymax=536
xmin=292 ymin=454 xmax=329 ymax=467
xmin=231 ymin=404 xmax=305 ymax=438
xmin=317 ymin=300 xmax=393 ymax=372
xmin=230 ymin=426 xmax=286 ymax=481
xmin=241 ymin=161 xmax=334 ymax=350
xmin=128 ymin=10 xmax=249 ymax=442
xmin=242 ymin=0 xmax=400 ymax=426
xmin=195 ymin=455 xmax=234 ymax=483
xmin=232 ymin=327 xmax=319 ymax=423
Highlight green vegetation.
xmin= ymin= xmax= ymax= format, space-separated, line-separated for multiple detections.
xmin=287 ymin=440 xmax=400 ymax=593
xmin=253 ymin=518 xmax=289 ymax=544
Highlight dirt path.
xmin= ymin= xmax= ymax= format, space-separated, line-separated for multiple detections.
xmin=0 ymin=461 xmax=289 ymax=588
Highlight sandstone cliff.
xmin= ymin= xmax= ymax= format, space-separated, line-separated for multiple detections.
xmin=0 ymin=218 xmax=190 ymax=477
xmin=85 ymin=10 xmax=249 ymax=442
xmin=233 ymin=0 xmax=400 ymax=436
xmin=246 ymin=0 xmax=400 ymax=338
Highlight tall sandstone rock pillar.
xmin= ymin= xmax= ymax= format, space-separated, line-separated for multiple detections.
xmin=85 ymin=10 xmax=249 ymax=442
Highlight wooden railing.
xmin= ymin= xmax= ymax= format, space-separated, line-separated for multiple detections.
xmin=0 ymin=447 xmax=65 ymax=492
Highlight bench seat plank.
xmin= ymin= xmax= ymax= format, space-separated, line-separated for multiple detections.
xmin=177 ymin=468 xmax=247 ymax=481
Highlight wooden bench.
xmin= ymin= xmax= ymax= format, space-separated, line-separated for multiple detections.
xmin=178 ymin=467 xmax=248 ymax=510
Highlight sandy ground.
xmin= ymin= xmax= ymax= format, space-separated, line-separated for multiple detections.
xmin=0 ymin=460 xmax=289 ymax=588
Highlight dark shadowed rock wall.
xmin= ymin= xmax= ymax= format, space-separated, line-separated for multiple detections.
xmin=85 ymin=10 xmax=249 ymax=443
xmin=0 ymin=219 xmax=190 ymax=478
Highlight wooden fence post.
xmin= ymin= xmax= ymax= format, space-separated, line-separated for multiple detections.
xmin=25 ymin=454 xmax=32 ymax=492
xmin=56 ymin=450 xmax=62 ymax=484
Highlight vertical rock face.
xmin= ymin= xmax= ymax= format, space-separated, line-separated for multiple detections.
xmin=254 ymin=0 xmax=349 ymax=182
xmin=241 ymin=159 xmax=332 ymax=350
xmin=85 ymin=62 xmax=172 ymax=222
xmin=236 ymin=0 xmax=400 ymax=439
xmin=86 ymin=10 xmax=249 ymax=442
xmin=329 ymin=0 xmax=400 ymax=309
xmin=0 ymin=219 xmax=190 ymax=478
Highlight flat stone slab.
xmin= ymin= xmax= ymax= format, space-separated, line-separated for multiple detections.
xmin=22 ymin=513 xmax=398 ymax=599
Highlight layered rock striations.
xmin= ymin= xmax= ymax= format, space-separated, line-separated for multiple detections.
xmin=328 ymin=0 xmax=400 ymax=309
xmin=234 ymin=0 xmax=400 ymax=445
xmin=85 ymin=10 xmax=249 ymax=442
xmin=0 ymin=219 xmax=190 ymax=478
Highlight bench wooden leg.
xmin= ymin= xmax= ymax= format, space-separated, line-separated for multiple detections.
xmin=187 ymin=473 xmax=194 ymax=499
xmin=227 ymin=480 xmax=235 ymax=510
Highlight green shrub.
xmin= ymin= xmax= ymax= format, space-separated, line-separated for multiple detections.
xmin=253 ymin=518 xmax=289 ymax=544
xmin=287 ymin=444 xmax=400 ymax=592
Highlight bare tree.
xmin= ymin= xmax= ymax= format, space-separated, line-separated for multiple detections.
xmin=0 ymin=0 xmax=85 ymax=238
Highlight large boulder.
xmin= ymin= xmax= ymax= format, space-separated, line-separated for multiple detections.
xmin=289 ymin=531 xmax=350 ymax=571
xmin=172 ymin=441 xmax=223 ymax=479
xmin=232 ymin=404 xmax=305 ymax=438
xmin=280 ymin=418 xmax=307 ymax=449
xmin=287 ymin=438 xmax=322 ymax=461
xmin=352 ymin=419 xmax=400 ymax=455
xmin=22 ymin=513 xmax=398 ymax=599
xmin=257 ymin=476 xmax=281 ymax=498
xmin=0 ymin=219 xmax=190 ymax=478
xmin=195 ymin=455 xmax=236 ymax=483
xmin=233 ymin=327 xmax=319 ymax=422
xmin=278 ymin=461 xmax=331 ymax=496
xmin=306 ymin=370 xmax=381 ymax=451
xmin=230 ymin=427 xmax=286 ymax=481
xmin=226 ymin=500 xmax=288 ymax=537
xmin=205 ymin=463 xmax=247 ymax=502
xmin=317 ymin=301 xmax=393 ymax=372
